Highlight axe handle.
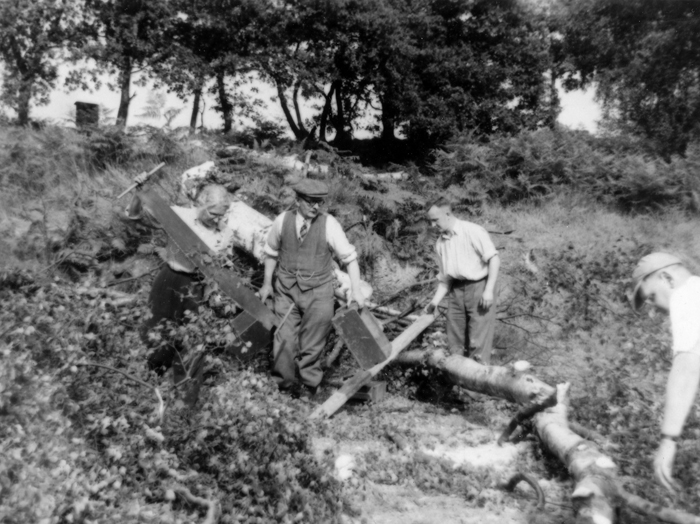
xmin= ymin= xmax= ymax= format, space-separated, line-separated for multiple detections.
xmin=274 ymin=303 xmax=296 ymax=339
xmin=117 ymin=162 xmax=166 ymax=199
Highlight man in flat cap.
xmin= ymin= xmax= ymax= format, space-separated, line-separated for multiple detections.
xmin=632 ymin=252 xmax=700 ymax=493
xmin=258 ymin=179 xmax=365 ymax=398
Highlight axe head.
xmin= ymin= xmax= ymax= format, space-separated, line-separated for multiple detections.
xmin=333 ymin=306 xmax=391 ymax=369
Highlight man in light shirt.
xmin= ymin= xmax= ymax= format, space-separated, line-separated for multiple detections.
xmin=424 ymin=198 xmax=500 ymax=364
xmin=126 ymin=184 xmax=233 ymax=379
xmin=632 ymin=252 xmax=700 ymax=493
xmin=258 ymin=179 xmax=365 ymax=398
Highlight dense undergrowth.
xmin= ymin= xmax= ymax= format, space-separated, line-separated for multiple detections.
xmin=2 ymin=123 xmax=700 ymax=522
xmin=434 ymin=128 xmax=700 ymax=213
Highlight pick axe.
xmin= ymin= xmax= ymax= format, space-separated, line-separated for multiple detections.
xmin=117 ymin=162 xmax=166 ymax=199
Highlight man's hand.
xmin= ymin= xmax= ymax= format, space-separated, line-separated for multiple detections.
xmin=423 ymin=301 xmax=438 ymax=315
xmin=654 ymin=438 xmax=681 ymax=494
xmin=479 ymin=289 xmax=494 ymax=310
xmin=350 ymin=287 xmax=366 ymax=309
xmin=134 ymin=172 xmax=150 ymax=186
xmin=257 ymin=283 xmax=273 ymax=304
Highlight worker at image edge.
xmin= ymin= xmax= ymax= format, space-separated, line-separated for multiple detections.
xmin=632 ymin=252 xmax=700 ymax=493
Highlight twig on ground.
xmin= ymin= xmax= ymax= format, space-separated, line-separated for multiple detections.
xmin=372 ymin=278 xmax=435 ymax=308
xmin=172 ymin=486 xmax=220 ymax=524
xmin=501 ymin=472 xmax=546 ymax=509
xmin=75 ymin=362 xmax=164 ymax=422
xmin=498 ymin=392 xmax=558 ymax=445
xmin=324 ymin=338 xmax=345 ymax=369
xmin=620 ymin=490 xmax=700 ymax=524
xmin=106 ymin=269 xmax=159 ymax=287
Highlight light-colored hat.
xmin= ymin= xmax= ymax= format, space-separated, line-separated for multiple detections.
xmin=632 ymin=252 xmax=683 ymax=310
xmin=292 ymin=179 xmax=328 ymax=199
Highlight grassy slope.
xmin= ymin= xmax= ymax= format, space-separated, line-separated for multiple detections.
xmin=2 ymin=124 xmax=700 ymax=522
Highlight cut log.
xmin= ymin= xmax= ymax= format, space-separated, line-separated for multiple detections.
xmin=398 ymin=349 xmax=555 ymax=405
xmin=396 ymin=348 xmax=700 ymax=524
xmin=309 ymin=313 xmax=435 ymax=419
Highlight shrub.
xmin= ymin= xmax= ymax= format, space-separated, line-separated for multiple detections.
xmin=433 ymin=128 xmax=700 ymax=212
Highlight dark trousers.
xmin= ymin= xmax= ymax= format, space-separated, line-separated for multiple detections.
xmin=141 ymin=265 xmax=203 ymax=380
xmin=446 ymin=278 xmax=497 ymax=364
xmin=271 ymin=277 xmax=334 ymax=389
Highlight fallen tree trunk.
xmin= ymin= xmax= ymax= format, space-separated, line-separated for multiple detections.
xmin=396 ymin=349 xmax=700 ymax=524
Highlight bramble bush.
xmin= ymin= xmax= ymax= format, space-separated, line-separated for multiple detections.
xmin=0 ymin=269 xmax=345 ymax=523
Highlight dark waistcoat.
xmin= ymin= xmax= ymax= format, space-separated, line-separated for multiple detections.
xmin=278 ymin=211 xmax=333 ymax=290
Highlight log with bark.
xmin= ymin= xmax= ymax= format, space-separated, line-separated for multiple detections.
xmin=395 ymin=348 xmax=700 ymax=524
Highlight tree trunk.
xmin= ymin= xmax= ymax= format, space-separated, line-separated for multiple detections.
xmin=216 ymin=70 xmax=233 ymax=133
xmin=330 ymin=81 xmax=352 ymax=145
xmin=380 ymin=94 xmax=397 ymax=142
xmin=292 ymin=80 xmax=308 ymax=139
xmin=190 ymin=86 xmax=202 ymax=135
xmin=16 ymin=77 xmax=32 ymax=126
xmin=116 ymin=56 xmax=133 ymax=127
xmin=276 ymin=79 xmax=306 ymax=141
xmin=319 ymin=82 xmax=337 ymax=143
xmin=398 ymin=349 xmax=555 ymax=405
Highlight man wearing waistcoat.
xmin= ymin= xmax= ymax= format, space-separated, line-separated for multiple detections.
xmin=258 ymin=179 xmax=365 ymax=398
xmin=424 ymin=198 xmax=500 ymax=364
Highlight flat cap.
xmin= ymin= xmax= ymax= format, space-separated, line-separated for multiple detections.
xmin=632 ymin=252 xmax=683 ymax=311
xmin=292 ymin=178 xmax=328 ymax=199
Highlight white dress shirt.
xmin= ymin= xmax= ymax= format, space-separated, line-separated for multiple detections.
xmin=264 ymin=211 xmax=357 ymax=265
xmin=671 ymin=275 xmax=700 ymax=355
xmin=435 ymin=219 xmax=498 ymax=284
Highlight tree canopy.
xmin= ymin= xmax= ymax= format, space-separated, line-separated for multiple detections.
xmin=5 ymin=0 xmax=697 ymax=159
xmin=561 ymin=0 xmax=700 ymax=158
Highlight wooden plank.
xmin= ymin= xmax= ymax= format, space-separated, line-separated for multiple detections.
xmin=136 ymin=189 xmax=277 ymax=331
xmin=332 ymin=307 xmax=390 ymax=369
xmin=310 ymin=313 xmax=435 ymax=419
xmin=352 ymin=381 xmax=387 ymax=402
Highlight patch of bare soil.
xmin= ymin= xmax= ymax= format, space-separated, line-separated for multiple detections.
xmin=308 ymin=393 xmax=574 ymax=524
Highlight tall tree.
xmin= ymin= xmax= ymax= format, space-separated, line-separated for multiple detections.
xmin=561 ymin=0 xmax=700 ymax=158
xmin=78 ymin=0 xmax=176 ymax=127
xmin=157 ymin=0 xmax=268 ymax=133
xmin=0 ymin=0 xmax=85 ymax=125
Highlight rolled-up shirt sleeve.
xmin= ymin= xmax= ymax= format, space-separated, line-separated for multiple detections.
xmin=326 ymin=215 xmax=357 ymax=265
xmin=472 ymin=225 xmax=498 ymax=263
xmin=436 ymin=244 xmax=450 ymax=285
xmin=263 ymin=213 xmax=285 ymax=259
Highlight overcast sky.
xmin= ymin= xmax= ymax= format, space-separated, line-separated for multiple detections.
xmin=4 ymin=65 xmax=601 ymax=136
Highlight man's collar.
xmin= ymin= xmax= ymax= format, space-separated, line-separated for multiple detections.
xmin=440 ymin=223 xmax=457 ymax=240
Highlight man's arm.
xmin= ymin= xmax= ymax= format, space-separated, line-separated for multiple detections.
xmin=654 ymin=350 xmax=700 ymax=492
xmin=258 ymin=256 xmax=278 ymax=304
xmin=425 ymin=280 xmax=450 ymax=315
xmin=480 ymin=254 xmax=500 ymax=310
xmin=257 ymin=214 xmax=284 ymax=303
xmin=324 ymin=216 xmax=366 ymax=306
xmin=345 ymin=258 xmax=366 ymax=308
